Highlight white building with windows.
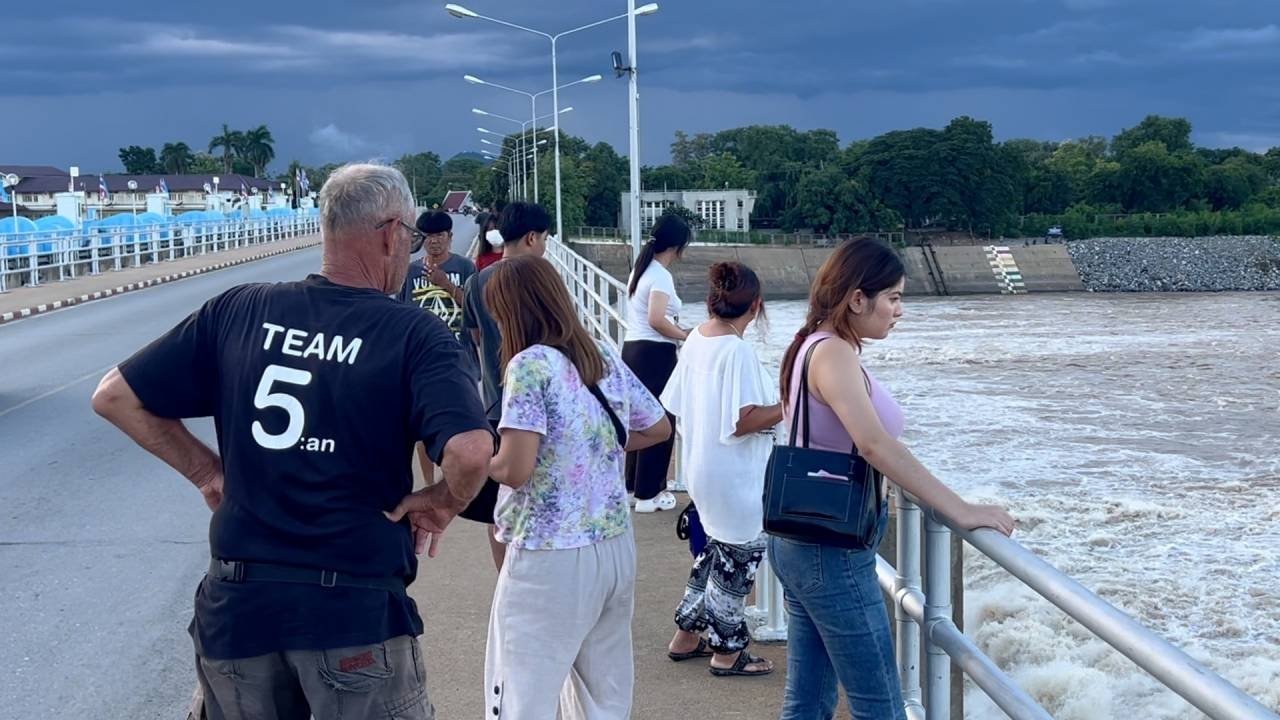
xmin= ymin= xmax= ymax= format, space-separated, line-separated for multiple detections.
xmin=619 ymin=189 xmax=757 ymax=234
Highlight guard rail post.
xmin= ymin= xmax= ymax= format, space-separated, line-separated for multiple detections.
xmin=896 ymin=491 xmax=925 ymax=716
xmin=923 ymin=508 xmax=952 ymax=719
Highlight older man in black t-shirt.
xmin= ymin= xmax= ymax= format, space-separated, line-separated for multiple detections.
xmin=91 ymin=163 xmax=492 ymax=720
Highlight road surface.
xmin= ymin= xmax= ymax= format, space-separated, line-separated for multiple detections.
xmin=0 ymin=217 xmax=478 ymax=719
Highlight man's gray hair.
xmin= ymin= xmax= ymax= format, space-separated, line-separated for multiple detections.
xmin=319 ymin=163 xmax=415 ymax=239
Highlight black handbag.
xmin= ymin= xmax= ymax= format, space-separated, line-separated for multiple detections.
xmin=762 ymin=338 xmax=885 ymax=549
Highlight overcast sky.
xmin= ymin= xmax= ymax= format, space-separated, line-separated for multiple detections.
xmin=2 ymin=1 xmax=1277 ymax=173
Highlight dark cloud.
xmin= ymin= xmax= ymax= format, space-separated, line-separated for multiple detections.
xmin=2 ymin=0 xmax=1278 ymax=174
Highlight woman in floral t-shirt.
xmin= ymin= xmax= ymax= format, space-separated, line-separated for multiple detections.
xmin=484 ymin=255 xmax=671 ymax=720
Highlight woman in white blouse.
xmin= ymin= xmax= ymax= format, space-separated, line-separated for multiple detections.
xmin=660 ymin=261 xmax=781 ymax=677
xmin=622 ymin=214 xmax=692 ymax=513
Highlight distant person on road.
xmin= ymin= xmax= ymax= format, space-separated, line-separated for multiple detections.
xmin=92 ymin=162 xmax=493 ymax=720
xmin=460 ymin=201 xmax=552 ymax=569
xmin=473 ymin=212 xmax=504 ymax=271
xmin=622 ymin=214 xmax=692 ymax=513
xmin=771 ymin=237 xmax=1015 ymax=719
xmin=661 ymin=261 xmax=780 ymax=678
xmin=483 ymin=254 xmax=670 ymax=720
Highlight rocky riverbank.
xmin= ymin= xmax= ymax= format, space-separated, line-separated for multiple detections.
xmin=1066 ymin=236 xmax=1280 ymax=292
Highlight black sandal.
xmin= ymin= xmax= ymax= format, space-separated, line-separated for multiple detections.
xmin=667 ymin=638 xmax=714 ymax=662
xmin=709 ymin=650 xmax=774 ymax=677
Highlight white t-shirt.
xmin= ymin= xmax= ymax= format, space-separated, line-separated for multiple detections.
xmin=626 ymin=262 xmax=682 ymax=344
xmin=660 ymin=327 xmax=777 ymax=545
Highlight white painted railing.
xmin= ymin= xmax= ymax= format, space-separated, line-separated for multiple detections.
xmin=0 ymin=213 xmax=320 ymax=293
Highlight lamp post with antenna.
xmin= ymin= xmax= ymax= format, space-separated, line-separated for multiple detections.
xmin=463 ymin=72 xmax=601 ymax=234
xmin=474 ymin=106 xmax=572 ymax=203
xmin=449 ymin=3 xmax=659 ymax=240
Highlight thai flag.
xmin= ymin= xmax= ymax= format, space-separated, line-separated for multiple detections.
xmin=297 ymin=169 xmax=310 ymax=195
xmin=159 ymin=178 xmax=169 ymax=196
xmin=240 ymin=181 xmax=249 ymax=198
xmin=0 ymin=183 xmax=9 ymax=203
xmin=98 ymin=175 xmax=109 ymax=202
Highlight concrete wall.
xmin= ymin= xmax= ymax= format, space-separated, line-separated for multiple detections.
xmin=566 ymin=240 xmax=1087 ymax=299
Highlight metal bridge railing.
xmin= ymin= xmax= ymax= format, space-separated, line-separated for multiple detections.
xmin=887 ymin=492 xmax=1278 ymax=719
xmin=0 ymin=214 xmax=321 ymax=293
xmin=546 ymin=237 xmax=630 ymax=352
xmin=545 ymin=236 xmax=1278 ymax=720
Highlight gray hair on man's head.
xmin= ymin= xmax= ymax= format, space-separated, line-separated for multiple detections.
xmin=319 ymin=163 xmax=414 ymax=240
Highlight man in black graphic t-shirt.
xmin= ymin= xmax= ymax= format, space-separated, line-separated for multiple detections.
xmin=92 ymin=164 xmax=492 ymax=720
xmin=398 ymin=211 xmax=477 ymax=374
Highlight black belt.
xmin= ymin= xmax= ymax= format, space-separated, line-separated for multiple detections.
xmin=208 ymin=559 xmax=406 ymax=595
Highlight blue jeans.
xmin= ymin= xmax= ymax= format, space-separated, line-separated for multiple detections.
xmin=768 ymin=528 xmax=905 ymax=720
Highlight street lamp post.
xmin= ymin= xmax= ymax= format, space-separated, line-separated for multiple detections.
xmin=126 ymin=180 xmax=138 ymax=218
xmin=464 ymin=73 xmax=600 ymax=227
xmin=3 ymin=173 xmax=19 ymax=227
xmin=449 ymin=3 xmax=659 ymax=240
xmin=475 ymin=106 xmax=572 ymax=203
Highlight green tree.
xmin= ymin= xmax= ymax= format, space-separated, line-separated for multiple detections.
xmin=642 ymin=164 xmax=694 ymax=191
xmin=671 ymin=130 xmax=715 ymax=168
xmin=393 ymin=152 xmax=444 ymax=204
xmin=785 ymin=166 xmax=900 ymax=234
xmin=861 ymin=127 xmax=947 ymax=228
xmin=118 ymin=145 xmax=161 ymax=174
xmin=159 ymin=142 xmax=194 ymax=174
xmin=1203 ymin=157 xmax=1268 ymax=210
xmin=430 ymin=155 xmax=486 ymax=201
xmin=582 ymin=142 xmax=627 ymax=227
xmin=208 ymin=124 xmax=244 ymax=174
xmin=1112 ymin=115 xmax=1193 ymax=157
xmin=242 ymin=125 xmax=276 ymax=178
xmin=698 ymin=152 xmax=756 ymax=190
xmin=1116 ymin=141 xmax=1204 ymax=212
xmin=187 ymin=153 xmax=222 ymax=174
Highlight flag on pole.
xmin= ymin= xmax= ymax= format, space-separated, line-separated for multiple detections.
xmin=98 ymin=175 xmax=109 ymax=203
xmin=0 ymin=183 xmax=10 ymax=204
xmin=240 ymin=181 xmax=249 ymax=198
xmin=159 ymin=178 xmax=170 ymax=196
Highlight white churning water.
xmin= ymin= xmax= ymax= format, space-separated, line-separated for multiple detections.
xmin=680 ymin=292 xmax=1280 ymax=718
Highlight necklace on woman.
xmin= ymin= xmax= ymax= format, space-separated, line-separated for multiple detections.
xmin=718 ymin=319 xmax=744 ymax=338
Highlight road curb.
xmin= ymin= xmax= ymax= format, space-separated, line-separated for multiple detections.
xmin=0 ymin=240 xmax=321 ymax=326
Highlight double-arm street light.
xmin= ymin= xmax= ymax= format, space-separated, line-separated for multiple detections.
xmin=481 ymin=138 xmax=550 ymax=201
xmin=474 ymin=106 xmax=573 ymax=201
xmin=448 ymin=3 xmax=659 ymax=242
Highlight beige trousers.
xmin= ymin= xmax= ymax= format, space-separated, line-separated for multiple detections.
xmin=484 ymin=528 xmax=637 ymax=720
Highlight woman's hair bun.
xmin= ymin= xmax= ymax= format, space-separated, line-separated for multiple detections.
xmin=706 ymin=261 xmax=761 ymax=320
xmin=709 ymin=262 xmax=740 ymax=293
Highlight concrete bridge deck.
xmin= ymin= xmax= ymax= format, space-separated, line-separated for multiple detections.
xmin=0 ymin=234 xmax=800 ymax=719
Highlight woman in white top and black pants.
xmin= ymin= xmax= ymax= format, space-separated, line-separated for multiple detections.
xmin=622 ymin=214 xmax=693 ymax=513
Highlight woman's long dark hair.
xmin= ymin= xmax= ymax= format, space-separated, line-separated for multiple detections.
xmin=628 ymin=214 xmax=693 ymax=297
xmin=474 ymin=212 xmax=499 ymax=259
xmin=779 ymin=238 xmax=905 ymax=405
xmin=485 ymin=255 xmax=604 ymax=386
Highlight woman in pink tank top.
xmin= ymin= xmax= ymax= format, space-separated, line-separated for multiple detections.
xmin=768 ymin=238 xmax=1015 ymax=720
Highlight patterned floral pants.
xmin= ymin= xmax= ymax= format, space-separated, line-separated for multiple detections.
xmin=673 ymin=534 xmax=768 ymax=654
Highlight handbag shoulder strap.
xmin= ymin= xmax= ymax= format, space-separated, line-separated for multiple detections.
xmin=550 ymin=345 xmax=627 ymax=449
xmin=791 ymin=337 xmax=826 ymax=449
xmin=584 ymin=383 xmax=628 ymax=450
xmin=792 ymin=336 xmax=870 ymax=457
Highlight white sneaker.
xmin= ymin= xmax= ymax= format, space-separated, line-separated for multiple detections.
xmin=627 ymin=493 xmax=636 ymax=507
xmin=635 ymin=491 xmax=678 ymax=513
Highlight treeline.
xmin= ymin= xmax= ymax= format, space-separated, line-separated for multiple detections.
xmin=117 ymin=124 xmax=276 ymax=178
xmin=203 ymin=113 xmax=1280 ymax=239
xmin=640 ymin=116 xmax=1280 ymax=238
